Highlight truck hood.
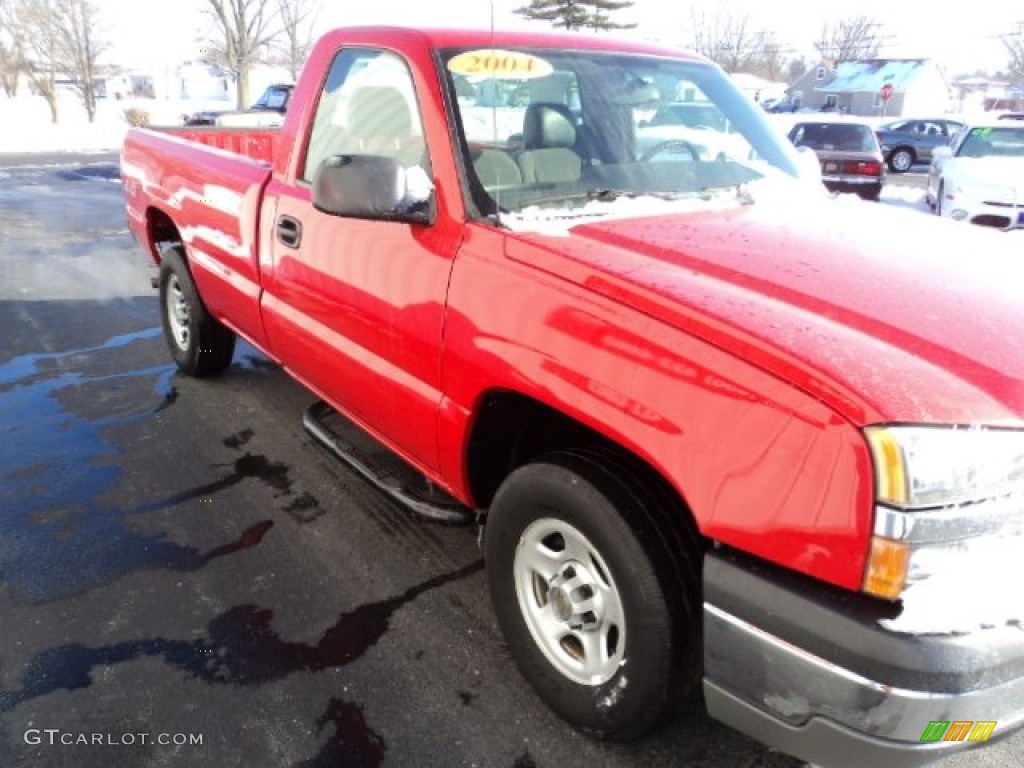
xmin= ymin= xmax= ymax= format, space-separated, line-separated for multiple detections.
xmin=507 ymin=196 xmax=1024 ymax=425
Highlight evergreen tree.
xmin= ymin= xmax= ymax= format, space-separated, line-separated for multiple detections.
xmin=586 ymin=0 xmax=635 ymax=31
xmin=515 ymin=0 xmax=635 ymax=32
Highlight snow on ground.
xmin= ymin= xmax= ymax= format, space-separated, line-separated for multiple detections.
xmin=880 ymin=183 xmax=931 ymax=212
xmin=0 ymin=92 xmax=237 ymax=154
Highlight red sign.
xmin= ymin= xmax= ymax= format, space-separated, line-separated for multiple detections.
xmin=880 ymin=83 xmax=894 ymax=102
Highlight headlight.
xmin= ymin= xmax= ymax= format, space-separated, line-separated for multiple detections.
xmin=862 ymin=425 xmax=1024 ymax=600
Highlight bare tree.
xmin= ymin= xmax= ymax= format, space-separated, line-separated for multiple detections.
xmin=814 ymin=15 xmax=883 ymax=63
xmin=0 ymin=28 xmax=21 ymax=96
xmin=687 ymin=5 xmax=784 ymax=77
xmin=273 ymin=0 xmax=318 ymax=81
xmin=0 ymin=47 xmax=16 ymax=97
xmin=749 ymin=35 xmax=789 ymax=81
xmin=787 ymin=56 xmax=808 ymax=83
xmin=202 ymin=0 xmax=280 ymax=109
xmin=58 ymin=0 xmax=107 ymax=122
xmin=0 ymin=0 xmax=62 ymax=121
xmin=1002 ymin=32 xmax=1024 ymax=83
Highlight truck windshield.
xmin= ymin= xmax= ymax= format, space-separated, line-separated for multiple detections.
xmin=439 ymin=46 xmax=805 ymax=221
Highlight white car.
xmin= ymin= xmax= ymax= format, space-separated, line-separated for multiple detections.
xmin=927 ymin=122 xmax=1024 ymax=230
xmin=635 ymin=102 xmax=750 ymax=162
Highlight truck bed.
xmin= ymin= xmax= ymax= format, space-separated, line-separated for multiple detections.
xmin=122 ymin=126 xmax=275 ymax=349
xmin=149 ymin=125 xmax=278 ymax=165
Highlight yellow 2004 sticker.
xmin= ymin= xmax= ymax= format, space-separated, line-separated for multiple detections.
xmin=448 ymin=49 xmax=553 ymax=79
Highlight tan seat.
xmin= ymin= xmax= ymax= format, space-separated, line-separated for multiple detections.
xmin=473 ymin=148 xmax=522 ymax=191
xmin=517 ymin=103 xmax=582 ymax=184
xmin=340 ymin=86 xmax=424 ymax=167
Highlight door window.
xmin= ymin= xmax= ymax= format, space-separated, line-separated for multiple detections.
xmin=303 ymin=48 xmax=429 ymax=182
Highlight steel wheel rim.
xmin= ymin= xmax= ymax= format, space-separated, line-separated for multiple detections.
xmin=893 ymin=150 xmax=911 ymax=172
xmin=513 ymin=517 xmax=626 ymax=685
xmin=166 ymin=275 xmax=191 ymax=351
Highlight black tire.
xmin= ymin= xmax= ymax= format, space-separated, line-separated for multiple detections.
xmin=485 ymin=451 xmax=700 ymax=741
xmin=158 ymin=244 xmax=236 ymax=376
xmin=936 ymin=181 xmax=946 ymax=217
xmin=888 ymin=147 xmax=914 ymax=173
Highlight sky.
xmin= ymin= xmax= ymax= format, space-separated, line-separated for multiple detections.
xmin=98 ymin=0 xmax=1023 ymax=78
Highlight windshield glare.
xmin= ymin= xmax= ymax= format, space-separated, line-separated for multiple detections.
xmin=958 ymin=126 xmax=1024 ymax=158
xmin=441 ymin=46 xmax=804 ymax=219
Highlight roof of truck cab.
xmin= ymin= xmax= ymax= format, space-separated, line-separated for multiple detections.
xmin=320 ymin=25 xmax=704 ymax=62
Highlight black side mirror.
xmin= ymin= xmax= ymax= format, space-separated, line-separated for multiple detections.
xmin=312 ymin=154 xmax=435 ymax=225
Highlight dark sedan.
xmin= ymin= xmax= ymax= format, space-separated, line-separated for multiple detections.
xmin=874 ymin=117 xmax=964 ymax=173
xmin=787 ymin=120 xmax=885 ymax=201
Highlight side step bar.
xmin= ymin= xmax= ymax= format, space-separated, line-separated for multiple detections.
xmin=302 ymin=400 xmax=475 ymax=525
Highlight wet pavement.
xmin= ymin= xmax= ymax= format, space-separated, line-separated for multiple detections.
xmin=0 ymin=157 xmax=1020 ymax=768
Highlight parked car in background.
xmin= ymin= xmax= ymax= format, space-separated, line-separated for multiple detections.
xmin=636 ymin=101 xmax=752 ymax=162
xmin=183 ymin=83 xmax=294 ymax=126
xmin=787 ymin=119 xmax=885 ymax=200
xmin=764 ymin=98 xmax=800 ymax=113
xmin=874 ymin=117 xmax=964 ymax=173
xmin=927 ymin=122 xmax=1024 ymax=229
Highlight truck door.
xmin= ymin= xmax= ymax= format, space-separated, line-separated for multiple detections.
xmin=262 ymin=47 xmax=463 ymax=472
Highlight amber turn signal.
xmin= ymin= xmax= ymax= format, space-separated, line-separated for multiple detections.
xmin=862 ymin=536 xmax=911 ymax=599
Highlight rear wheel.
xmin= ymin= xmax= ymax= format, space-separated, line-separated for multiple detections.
xmin=159 ymin=245 xmax=236 ymax=376
xmin=936 ymin=181 xmax=947 ymax=217
xmin=888 ymin=147 xmax=914 ymax=173
xmin=485 ymin=451 xmax=701 ymax=741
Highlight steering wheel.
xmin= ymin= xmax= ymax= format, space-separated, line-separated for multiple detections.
xmin=640 ymin=140 xmax=700 ymax=163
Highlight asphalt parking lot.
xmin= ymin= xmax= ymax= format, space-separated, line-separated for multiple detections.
xmin=0 ymin=154 xmax=1020 ymax=768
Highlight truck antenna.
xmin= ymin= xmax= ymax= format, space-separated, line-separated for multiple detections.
xmin=489 ymin=0 xmax=502 ymax=224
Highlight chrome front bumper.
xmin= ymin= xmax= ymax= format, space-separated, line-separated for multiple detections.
xmin=703 ymin=551 xmax=1024 ymax=768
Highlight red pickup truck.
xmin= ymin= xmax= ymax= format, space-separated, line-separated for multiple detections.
xmin=123 ymin=26 xmax=1024 ymax=766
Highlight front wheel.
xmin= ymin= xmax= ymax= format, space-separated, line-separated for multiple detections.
xmin=485 ymin=452 xmax=700 ymax=741
xmin=159 ymin=245 xmax=236 ymax=376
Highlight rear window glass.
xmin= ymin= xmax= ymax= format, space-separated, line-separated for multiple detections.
xmin=790 ymin=123 xmax=876 ymax=152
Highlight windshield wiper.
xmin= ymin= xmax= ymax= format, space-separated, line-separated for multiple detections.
xmin=586 ymin=188 xmax=690 ymax=202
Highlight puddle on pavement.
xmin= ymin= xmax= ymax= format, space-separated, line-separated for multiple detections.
xmin=0 ymin=327 xmax=284 ymax=603
xmin=294 ymin=697 xmax=386 ymax=768
xmin=285 ymin=492 xmax=324 ymax=524
xmin=0 ymin=556 xmax=484 ymax=767
xmin=223 ymin=428 xmax=255 ymax=450
xmin=53 ymin=165 xmax=121 ymax=183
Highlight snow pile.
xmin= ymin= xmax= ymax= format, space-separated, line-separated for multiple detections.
xmin=0 ymin=93 xmax=130 ymax=153
xmin=0 ymin=93 xmax=244 ymax=154
xmin=879 ymin=184 xmax=931 ymax=211
xmin=502 ymin=190 xmax=751 ymax=236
